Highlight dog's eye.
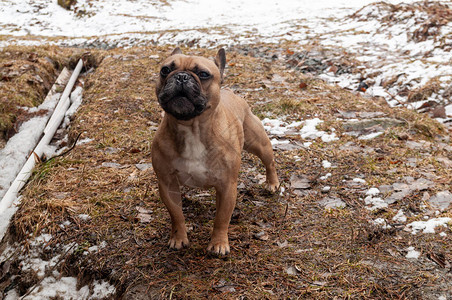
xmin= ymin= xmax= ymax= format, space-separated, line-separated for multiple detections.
xmin=198 ymin=71 xmax=211 ymax=80
xmin=160 ymin=66 xmax=171 ymax=77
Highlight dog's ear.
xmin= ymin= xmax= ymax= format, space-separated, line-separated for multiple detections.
xmin=215 ymin=48 xmax=226 ymax=83
xmin=171 ymin=47 xmax=182 ymax=56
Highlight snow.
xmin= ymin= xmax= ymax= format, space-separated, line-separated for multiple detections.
xmin=392 ymin=209 xmax=407 ymax=223
xmin=0 ymin=0 xmax=412 ymax=42
xmin=364 ymin=196 xmax=388 ymax=211
xmin=353 ymin=178 xmax=366 ymax=184
xmin=319 ymin=173 xmax=331 ymax=180
xmin=358 ymin=132 xmax=384 ymax=140
xmin=23 ymin=276 xmax=89 ymax=300
xmin=78 ymin=214 xmax=91 ymax=221
xmin=373 ymin=218 xmax=391 ymax=229
xmin=0 ymin=113 xmax=54 ymax=199
xmin=405 ymin=247 xmax=420 ymax=259
xmin=90 ymin=280 xmax=117 ymax=299
xmin=77 ymin=137 xmax=94 ymax=145
xmin=0 ymin=88 xmax=63 ymax=238
xmin=446 ymin=104 xmax=452 ymax=117
xmin=0 ymin=196 xmax=20 ymax=240
xmin=2 ymin=235 xmax=116 ymax=300
xmin=322 ymin=160 xmax=332 ymax=168
xmin=262 ymin=117 xmax=339 ymax=146
xmin=407 ymin=217 xmax=451 ymax=234
xmin=366 ymin=188 xmax=380 ymax=196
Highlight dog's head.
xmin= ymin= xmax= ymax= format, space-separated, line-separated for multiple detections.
xmin=155 ymin=48 xmax=226 ymax=121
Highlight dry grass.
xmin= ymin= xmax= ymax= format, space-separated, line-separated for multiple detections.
xmin=1 ymin=45 xmax=451 ymax=299
xmin=0 ymin=45 xmax=91 ymax=145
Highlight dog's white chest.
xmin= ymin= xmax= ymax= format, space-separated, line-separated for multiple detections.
xmin=173 ymin=123 xmax=209 ymax=186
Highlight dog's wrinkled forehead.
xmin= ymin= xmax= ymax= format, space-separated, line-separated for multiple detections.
xmin=162 ymin=54 xmax=220 ymax=77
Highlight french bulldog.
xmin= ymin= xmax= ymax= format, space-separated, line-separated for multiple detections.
xmin=152 ymin=48 xmax=279 ymax=255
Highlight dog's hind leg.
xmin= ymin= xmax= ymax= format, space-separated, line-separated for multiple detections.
xmin=243 ymin=113 xmax=280 ymax=192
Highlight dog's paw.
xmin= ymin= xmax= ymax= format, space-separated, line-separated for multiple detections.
xmin=207 ymin=240 xmax=230 ymax=255
xmin=168 ymin=236 xmax=189 ymax=250
xmin=265 ymin=180 xmax=280 ymax=193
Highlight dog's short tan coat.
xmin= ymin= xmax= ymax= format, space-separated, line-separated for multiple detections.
xmin=152 ymin=48 xmax=279 ymax=254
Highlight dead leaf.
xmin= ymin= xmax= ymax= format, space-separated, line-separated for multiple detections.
xmin=129 ymin=148 xmax=141 ymax=153
xmin=299 ymin=81 xmax=307 ymax=89
xmin=328 ymin=65 xmax=338 ymax=74
xmin=432 ymin=106 xmax=446 ymax=118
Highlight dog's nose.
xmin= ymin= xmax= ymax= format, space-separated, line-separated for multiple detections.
xmin=175 ymin=72 xmax=190 ymax=84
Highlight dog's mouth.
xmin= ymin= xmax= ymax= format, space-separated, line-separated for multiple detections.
xmin=158 ymin=75 xmax=208 ymax=120
xmin=162 ymin=94 xmax=206 ymax=120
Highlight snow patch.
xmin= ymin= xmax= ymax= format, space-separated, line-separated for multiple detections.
xmin=366 ymin=188 xmax=380 ymax=196
xmin=322 ymin=160 xmax=332 ymax=168
xmin=407 ymin=217 xmax=451 ymax=234
xmin=405 ymin=247 xmax=420 ymax=259
xmin=353 ymin=178 xmax=366 ymax=184
xmin=392 ymin=209 xmax=407 ymax=223
xmin=372 ymin=218 xmax=391 ymax=229
xmin=262 ymin=117 xmax=339 ymax=147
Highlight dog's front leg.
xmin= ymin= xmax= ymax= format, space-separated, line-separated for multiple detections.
xmin=207 ymin=181 xmax=237 ymax=255
xmin=157 ymin=179 xmax=189 ymax=249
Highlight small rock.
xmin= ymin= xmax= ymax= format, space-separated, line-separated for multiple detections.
xmin=343 ymin=118 xmax=405 ymax=132
xmin=392 ymin=182 xmax=410 ymax=191
xmin=428 ymin=191 xmax=452 ymax=211
xmin=101 ymin=162 xmax=123 ymax=169
xmin=290 ymin=174 xmax=311 ymax=190
xmin=286 ymin=266 xmax=300 ymax=275
xmin=406 ymin=140 xmax=431 ymax=150
xmin=276 ymin=240 xmax=288 ymax=248
xmin=103 ymin=147 xmax=120 ymax=154
xmin=293 ymin=189 xmax=310 ymax=197
xmin=436 ymin=157 xmax=452 ymax=168
xmin=254 ymin=231 xmax=269 ymax=241
xmin=274 ymin=142 xmax=303 ymax=151
xmin=135 ymin=163 xmax=153 ymax=171
xmin=318 ymin=197 xmax=346 ymax=209
xmin=312 ymin=281 xmax=328 ymax=287
xmin=378 ymin=185 xmax=393 ymax=194
xmin=271 ymin=74 xmax=285 ymax=83
xmin=321 ymin=186 xmax=331 ymax=193
xmin=357 ymin=111 xmax=386 ymax=118
xmin=422 ymin=191 xmax=431 ymax=201
xmin=337 ymin=110 xmax=356 ymax=119
xmin=213 ymin=279 xmax=236 ymax=293
xmin=385 ymin=190 xmax=410 ymax=204
xmin=410 ymin=178 xmax=433 ymax=191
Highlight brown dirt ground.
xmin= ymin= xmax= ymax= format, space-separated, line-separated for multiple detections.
xmin=1 ymin=44 xmax=451 ymax=299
